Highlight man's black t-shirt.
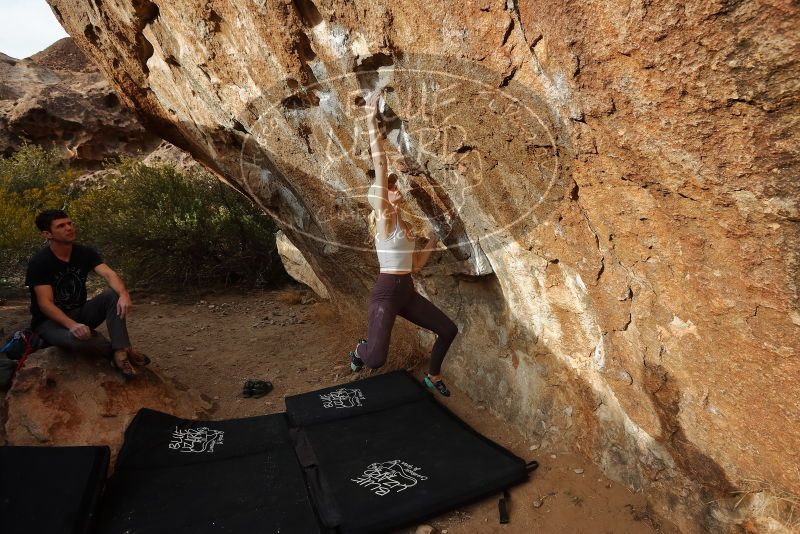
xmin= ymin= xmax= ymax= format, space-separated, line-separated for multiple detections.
xmin=25 ymin=244 xmax=103 ymax=328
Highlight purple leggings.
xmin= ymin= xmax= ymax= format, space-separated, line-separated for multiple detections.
xmin=356 ymin=273 xmax=458 ymax=375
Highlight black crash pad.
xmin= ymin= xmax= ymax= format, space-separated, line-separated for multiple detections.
xmin=94 ymin=409 xmax=323 ymax=534
xmin=0 ymin=445 xmax=109 ymax=534
xmin=285 ymin=369 xmax=429 ymax=427
xmin=286 ymin=371 xmax=530 ymax=534
xmin=93 ymin=371 xmax=533 ymax=534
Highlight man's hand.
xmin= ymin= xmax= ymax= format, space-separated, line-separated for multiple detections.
xmin=94 ymin=264 xmax=132 ymax=319
xmin=69 ymin=323 xmax=91 ymax=340
xmin=117 ymin=292 xmax=132 ymax=319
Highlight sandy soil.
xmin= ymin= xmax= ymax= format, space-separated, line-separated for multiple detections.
xmin=0 ymin=285 xmax=677 ymax=534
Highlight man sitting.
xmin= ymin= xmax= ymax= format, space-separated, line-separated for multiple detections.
xmin=25 ymin=209 xmax=150 ymax=378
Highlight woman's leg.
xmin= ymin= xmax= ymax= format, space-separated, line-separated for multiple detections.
xmin=356 ymin=275 xmax=407 ymax=369
xmin=397 ymin=291 xmax=458 ymax=375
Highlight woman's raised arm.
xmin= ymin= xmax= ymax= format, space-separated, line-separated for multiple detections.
xmin=366 ymin=92 xmax=390 ymax=214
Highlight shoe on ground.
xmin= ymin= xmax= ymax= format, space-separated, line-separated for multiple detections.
xmin=423 ymin=375 xmax=450 ymax=397
xmin=249 ymin=380 xmax=273 ymax=398
xmin=243 ymin=379 xmax=272 ymax=398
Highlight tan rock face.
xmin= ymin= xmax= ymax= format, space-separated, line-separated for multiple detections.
xmin=276 ymin=230 xmax=330 ymax=299
xmin=5 ymin=347 xmax=212 ymax=464
xmin=0 ymin=37 xmax=159 ymax=165
xmin=47 ymin=1 xmax=799 ymax=531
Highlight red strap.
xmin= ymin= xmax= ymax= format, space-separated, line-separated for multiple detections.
xmin=13 ymin=335 xmax=34 ymax=374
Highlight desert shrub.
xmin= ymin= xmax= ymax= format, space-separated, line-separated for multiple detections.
xmin=0 ymin=145 xmax=76 ymax=284
xmin=1 ymin=147 xmax=286 ymax=289
xmin=69 ymin=158 xmax=285 ymax=288
xmin=0 ymin=144 xmax=68 ymax=194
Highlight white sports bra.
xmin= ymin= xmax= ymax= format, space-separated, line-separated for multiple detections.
xmin=375 ymin=211 xmax=415 ymax=273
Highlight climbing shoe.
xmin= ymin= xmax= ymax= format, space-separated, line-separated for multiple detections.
xmin=349 ymin=338 xmax=367 ymax=372
xmin=250 ymin=380 xmax=273 ymax=398
xmin=423 ymin=375 xmax=451 ymax=397
xmin=349 ymin=352 xmax=363 ymax=372
xmin=243 ymin=379 xmax=273 ymax=398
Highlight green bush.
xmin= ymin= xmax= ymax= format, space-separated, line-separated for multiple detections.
xmin=70 ymin=159 xmax=285 ymax=287
xmin=0 ymin=145 xmax=76 ymax=284
xmin=1 ymin=146 xmax=286 ymax=289
xmin=0 ymin=144 xmax=69 ymax=194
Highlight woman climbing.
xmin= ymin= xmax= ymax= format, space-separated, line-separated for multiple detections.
xmin=349 ymin=89 xmax=459 ymax=397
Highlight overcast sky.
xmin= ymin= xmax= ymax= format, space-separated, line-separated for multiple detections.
xmin=0 ymin=0 xmax=69 ymax=59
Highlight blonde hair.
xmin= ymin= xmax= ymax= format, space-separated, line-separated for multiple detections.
xmin=367 ymin=173 xmax=412 ymax=243
xmin=368 ymin=208 xmax=417 ymax=244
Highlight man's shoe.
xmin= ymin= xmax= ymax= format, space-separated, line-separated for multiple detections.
xmin=127 ymin=348 xmax=151 ymax=366
xmin=112 ymin=350 xmax=137 ymax=380
xmin=423 ymin=375 xmax=450 ymax=397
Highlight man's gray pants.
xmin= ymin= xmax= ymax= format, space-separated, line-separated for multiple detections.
xmin=35 ymin=288 xmax=131 ymax=359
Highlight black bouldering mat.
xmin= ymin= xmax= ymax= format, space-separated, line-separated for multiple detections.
xmin=93 ymin=372 xmax=533 ymax=534
xmin=286 ymin=371 xmax=530 ymax=534
xmin=0 ymin=445 xmax=109 ymax=534
xmin=285 ymin=369 xmax=429 ymax=426
xmin=94 ymin=409 xmax=323 ymax=534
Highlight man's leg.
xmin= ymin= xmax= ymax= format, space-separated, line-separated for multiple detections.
xmin=74 ymin=288 xmax=131 ymax=350
xmin=35 ymin=319 xmax=113 ymax=360
xmin=73 ymin=288 xmax=142 ymax=376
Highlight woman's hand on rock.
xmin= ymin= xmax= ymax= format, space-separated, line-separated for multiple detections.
xmin=365 ymin=90 xmax=381 ymax=110
xmin=424 ymin=230 xmax=439 ymax=243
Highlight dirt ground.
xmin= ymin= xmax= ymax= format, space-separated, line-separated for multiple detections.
xmin=0 ymin=285 xmax=678 ymax=534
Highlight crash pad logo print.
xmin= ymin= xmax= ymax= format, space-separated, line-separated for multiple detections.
xmin=320 ymin=387 xmax=365 ymax=409
xmin=168 ymin=427 xmax=224 ymax=453
xmin=352 ymin=460 xmax=428 ymax=496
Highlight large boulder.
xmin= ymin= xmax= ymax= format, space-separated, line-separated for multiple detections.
xmin=276 ymin=230 xmax=329 ymax=299
xmin=47 ymin=1 xmax=799 ymax=531
xmin=0 ymin=37 xmax=160 ymax=165
xmin=4 ymin=347 xmax=212 ymax=462
xmin=142 ymin=139 xmax=204 ymax=175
